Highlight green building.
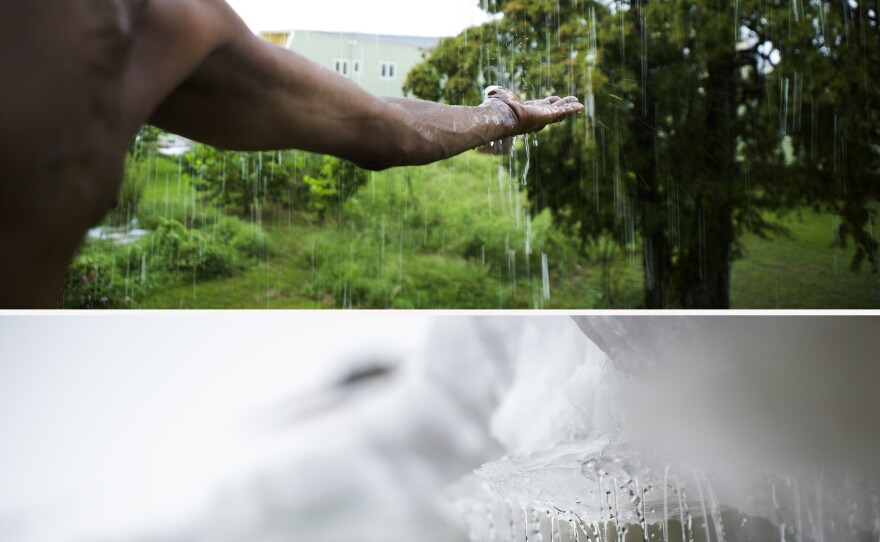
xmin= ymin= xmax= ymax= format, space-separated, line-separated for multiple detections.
xmin=260 ymin=30 xmax=439 ymax=97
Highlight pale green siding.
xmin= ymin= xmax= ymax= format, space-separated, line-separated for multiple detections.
xmin=279 ymin=30 xmax=438 ymax=97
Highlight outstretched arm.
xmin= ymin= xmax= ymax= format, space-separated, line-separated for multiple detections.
xmin=145 ymin=0 xmax=583 ymax=170
xmin=378 ymin=89 xmax=583 ymax=168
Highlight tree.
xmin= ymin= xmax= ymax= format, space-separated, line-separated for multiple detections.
xmin=184 ymin=147 xmax=366 ymax=222
xmin=407 ymin=0 xmax=879 ymax=308
xmin=303 ymin=155 xmax=369 ymax=224
xmin=185 ymin=146 xmax=301 ymax=216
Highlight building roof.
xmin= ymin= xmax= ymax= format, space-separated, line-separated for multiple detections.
xmin=264 ymin=29 xmax=440 ymax=50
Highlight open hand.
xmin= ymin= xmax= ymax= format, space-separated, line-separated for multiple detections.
xmin=481 ymin=86 xmax=585 ymax=137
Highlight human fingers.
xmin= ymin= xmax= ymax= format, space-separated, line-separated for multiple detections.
xmin=548 ymin=100 xmax=585 ymax=122
xmin=524 ymin=96 xmax=559 ymax=106
xmin=539 ymin=99 xmax=583 ymax=113
xmin=528 ymin=95 xmax=578 ymax=106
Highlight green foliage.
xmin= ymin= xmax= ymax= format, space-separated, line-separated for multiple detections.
xmin=149 ymin=219 xmax=241 ymax=279
xmin=107 ymin=124 xmax=164 ymax=228
xmin=215 ymin=216 xmax=274 ymax=261
xmin=61 ymin=213 xmax=271 ymax=308
xmin=101 ymin=154 xmax=150 ymax=228
xmin=303 ymin=155 xmax=369 ymax=223
xmin=185 ymin=146 xmax=308 ymax=215
xmin=404 ymin=29 xmax=488 ymax=105
xmin=63 ymin=247 xmax=131 ymax=309
xmin=128 ymin=125 xmax=162 ymax=157
xmin=74 ymin=150 xmax=877 ymax=309
xmin=408 ymin=0 xmax=880 ymax=308
xmin=184 ymin=145 xmax=367 ymax=224
xmin=296 ymin=156 xmax=567 ymax=309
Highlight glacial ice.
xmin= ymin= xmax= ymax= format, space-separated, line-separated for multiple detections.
xmin=450 ymin=317 xmax=880 ymax=542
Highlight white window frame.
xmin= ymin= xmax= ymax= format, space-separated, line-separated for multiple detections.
xmin=333 ymin=59 xmax=350 ymax=77
xmin=352 ymin=59 xmax=362 ymax=76
xmin=379 ymin=61 xmax=397 ymax=81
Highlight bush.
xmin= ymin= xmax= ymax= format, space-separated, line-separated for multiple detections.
xmin=151 ymin=219 xmax=243 ymax=280
xmin=304 ymin=156 xmax=368 ymax=223
xmin=210 ymin=216 xmax=274 ymax=261
xmin=62 ymin=214 xmax=274 ymax=307
xmin=62 ymin=249 xmax=129 ymax=309
xmin=299 ymin=228 xmax=513 ymax=309
xmin=62 ymin=240 xmax=152 ymax=309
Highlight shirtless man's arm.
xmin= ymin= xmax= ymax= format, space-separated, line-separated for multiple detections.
xmin=0 ymin=0 xmax=582 ymax=307
xmin=133 ymin=0 xmax=583 ymax=169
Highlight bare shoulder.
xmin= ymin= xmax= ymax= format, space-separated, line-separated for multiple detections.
xmin=124 ymin=0 xmax=252 ymax=120
xmin=138 ymin=0 xmax=244 ymax=42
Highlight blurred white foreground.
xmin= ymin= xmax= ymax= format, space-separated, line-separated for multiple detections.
xmin=1 ymin=315 xmax=878 ymax=542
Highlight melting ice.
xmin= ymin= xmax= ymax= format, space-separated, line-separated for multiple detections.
xmin=450 ymin=317 xmax=880 ymax=542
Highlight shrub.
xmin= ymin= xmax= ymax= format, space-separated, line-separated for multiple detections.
xmin=304 ymin=156 xmax=368 ymax=224
xmin=210 ymin=216 xmax=274 ymax=261
xmin=61 ymin=243 xmax=141 ymax=309
xmin=151 ymin=219 xmax=244 ymax=280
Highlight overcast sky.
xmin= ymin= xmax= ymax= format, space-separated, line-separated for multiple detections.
xmin=225 ymin=0 xmax=491 ymax=37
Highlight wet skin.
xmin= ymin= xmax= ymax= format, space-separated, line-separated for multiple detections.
xmin=0 ymin=0 xmax=584 ymax=308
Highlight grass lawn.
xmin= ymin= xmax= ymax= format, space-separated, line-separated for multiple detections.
xmin=731 ymin=210 xmax=879 ymax=309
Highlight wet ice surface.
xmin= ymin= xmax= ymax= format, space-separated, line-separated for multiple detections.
xmin=452 ymin=317 xmax=880 ymax=542
xmin=457 ymin=440 xmax=880 ymax=542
